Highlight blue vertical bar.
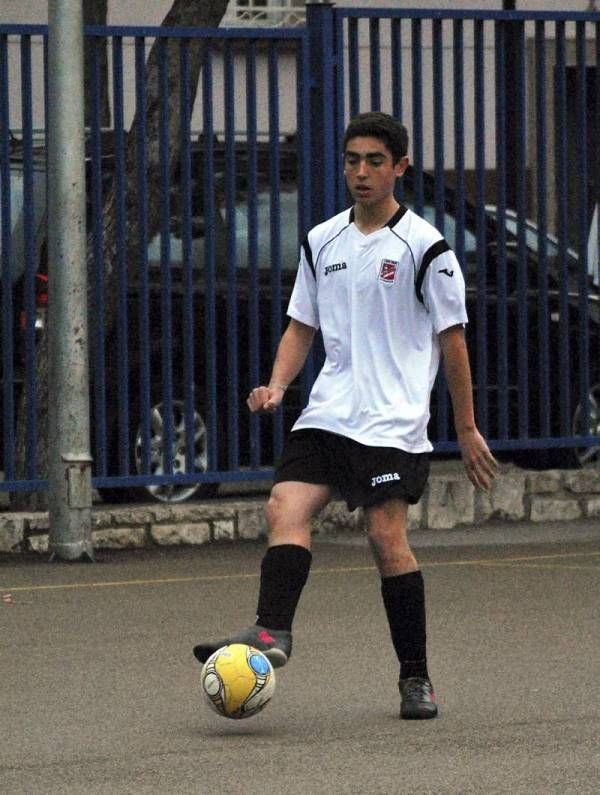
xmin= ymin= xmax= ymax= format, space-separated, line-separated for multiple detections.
xmin=453 ymin=20 xmax=465 ymax=269
xmin=514 ymin=21 xmax=528 ymax=440
xmin=391 ymin=19 xmax=403 ymax=120
xmin=297 ymin=33 xmax=314 ymax=400
xmin=576 ymin=22 xmax=590 ymax=435
xmin=246 ymin=40 xmax=260 ymax=468
xmin=348 ymin=17 xmax=360 ymax=119
xmin=203 ymin=40 xmax=217 ymax=471
xmin=158 ymin=37 xmax=174 ymax=475
xmin=433 ymin=19 xmax=445 ymax=235
xmin=20 ymin=34 xmax=38 ymax=479
xmin=411 ymin=19 xmax=423 ymax=216
xmin=307 ymin=2 xmax=336 ymax=225
xmin=91 ymin=34 xmax=107 ymax=474
xmin=223 ymin=40 xmax=239 ymax=470
xmin=433 ymin=19 xmax=448 ymax=442
xmin=297 ymin=34 xmax=311 ymax=248
xmin=306 ymin=5 xmax=335 ymax=388
xmin=112 ymin=35 xmax=130 ymax=473
xmin=135 ymin=36 xmax=151 ymax=476
xmin=391 ymin=19 xmax=404 ymax=204
xmin=494 ymin=21 xmax=509 ymax=439
xmin=554 ymin=23 xmax=570 ymax=436
xmin=535 ymin=21 xmax=550 ymax=439
xmin=369 ymin=18 xmax=381 ymax=111
xmin=0 ymin=34 xmax=14 ymax=478
xmin=335 ymin=12 xmax=346 ymax=206
xmin=474 ymin=19 xmax=488 ymax=437
xmin=179 ymin=38 xmax=196 ymax=473
xmin=268 ymin=42 xmax=284 ymax=457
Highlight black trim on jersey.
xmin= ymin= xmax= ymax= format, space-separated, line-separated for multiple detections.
xmin=348 ymin=205 xmax=408 ymax=229
xmin=301 ymin=236 xmax=315 ymax=279
xmin=386 ymin=204 xmax=408 ymax=228
xmin=313 ymin=215 xmax=353 ymax=273
xmin=415 ymin=239 xmax=451 ymax=305
xmin=388 ymin=228 xmax=418 ymax=284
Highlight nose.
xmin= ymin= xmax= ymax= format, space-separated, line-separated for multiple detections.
xmin=356 ymin=160 xmax=368 ymax=177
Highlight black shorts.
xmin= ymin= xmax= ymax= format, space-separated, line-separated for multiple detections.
xmin=273 ymin=428 xmax=429 ymax=512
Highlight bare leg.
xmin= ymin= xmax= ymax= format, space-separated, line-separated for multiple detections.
xmin=265 ymin=480 xmax=332 ymax=550
xmin=365 ymin=498 xmax=416 ymax=576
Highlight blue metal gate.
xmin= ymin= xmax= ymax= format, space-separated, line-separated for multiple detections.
xmin=318 ymin=6 xmax=600 ymax=464
xmin=1 ymin=6 xmax=599 ymax=503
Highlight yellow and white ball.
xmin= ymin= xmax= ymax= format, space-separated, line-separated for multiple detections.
xmin=200 ymin=643 xmax=276 ymax=719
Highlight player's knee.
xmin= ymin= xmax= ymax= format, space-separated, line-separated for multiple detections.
xmin=368 ymin=525 xmax=415 ymax=565
xmin=265 ymin=491 xmax=288 ymax=532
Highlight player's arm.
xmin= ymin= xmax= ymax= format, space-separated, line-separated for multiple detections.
xmin=438 ymin=324 xmax=498 ymax=490
xmin=247 ymin=318 xmax=316 ymax=414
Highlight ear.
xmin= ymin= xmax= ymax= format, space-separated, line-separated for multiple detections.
xmin=394 ymin=156 xmax=409 ymax=178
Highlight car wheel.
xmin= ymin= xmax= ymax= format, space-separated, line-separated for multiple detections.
xmin=570 ymin=382 xmax=600 ymax=468
xmin=99 ymin=398 xmax=219 ymax=504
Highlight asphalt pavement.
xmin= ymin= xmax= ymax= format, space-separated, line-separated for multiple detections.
xmin=1 ymin=519 xmax=600 ymax=794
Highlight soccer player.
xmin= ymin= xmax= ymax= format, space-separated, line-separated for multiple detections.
xmin=194 ymin=112 xmax=498 ymax=720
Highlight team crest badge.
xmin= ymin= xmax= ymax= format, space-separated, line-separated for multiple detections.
xmin=379 ymin=259 xmax=398 ymax=284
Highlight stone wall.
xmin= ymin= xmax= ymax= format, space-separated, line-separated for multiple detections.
xmin=1 ymin=466 xmax=600 ymax=554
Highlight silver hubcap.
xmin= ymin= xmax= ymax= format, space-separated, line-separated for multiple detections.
xmin=134 ymin=400 xmax=208 ymax=502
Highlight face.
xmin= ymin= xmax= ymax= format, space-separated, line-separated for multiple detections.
xmin=343 ymin=136 xmax=408 ymax=207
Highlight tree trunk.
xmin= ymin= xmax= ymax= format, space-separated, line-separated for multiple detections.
xmin=13 ymin=0 xmax=230 ymax=510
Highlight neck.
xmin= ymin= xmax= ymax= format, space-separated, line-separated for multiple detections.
xmin=353 ymin=198 xmax=400 ymax=233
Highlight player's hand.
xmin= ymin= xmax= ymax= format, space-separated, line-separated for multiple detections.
xmin=246 ymin=385 xmax=285 ymax=414
xmin=457 ymin=428 xmax=499 ymax=491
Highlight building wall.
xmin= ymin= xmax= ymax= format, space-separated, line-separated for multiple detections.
xmin=1 ymin=1 xmax=595 ymax=25
xmin=2 ymin=1 xmax=597 ymax=212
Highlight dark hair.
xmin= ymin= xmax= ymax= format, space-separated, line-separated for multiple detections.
xmin=343 ymin=112 xmax=409 ymax=163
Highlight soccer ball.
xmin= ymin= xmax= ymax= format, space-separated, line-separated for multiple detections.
xmin=200 ymin=643 xmax=276 ymax=719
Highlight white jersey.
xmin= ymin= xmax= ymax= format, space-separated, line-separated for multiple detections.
xmin=287 ymin=205 xmax=468 ymax=452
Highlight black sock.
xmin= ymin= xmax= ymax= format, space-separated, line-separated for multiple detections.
xmin=381 ymin=570 xmax=429 ymax=681
xmin=255 ymin=544 xmax=312 ymax=631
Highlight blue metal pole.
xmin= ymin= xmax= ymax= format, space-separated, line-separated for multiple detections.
xmin=306 ymin=0 xmax=337 ymax=226
xmin=223 ymin=40 xmax=239 ymax=470
xmin=474 ymin=19 xmax=488 ymax=437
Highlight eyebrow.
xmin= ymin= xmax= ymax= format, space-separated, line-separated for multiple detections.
xmin=344 ymin=149 xmax=389 ymax=158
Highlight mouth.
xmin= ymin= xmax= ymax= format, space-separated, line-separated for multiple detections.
xmin=353 ymin=185 xmax=371 ymax=196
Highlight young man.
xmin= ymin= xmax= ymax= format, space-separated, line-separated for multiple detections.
xmin=194 ymin=112 xmax=498 ymax=720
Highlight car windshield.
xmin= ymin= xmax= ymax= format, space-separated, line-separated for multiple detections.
xmin=501 ymin=215 xmax=577 ymax=262
xmin=230 ymin=191 xmax=299 ymax=271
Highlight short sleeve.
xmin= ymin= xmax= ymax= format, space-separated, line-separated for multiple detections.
xmin=286 ymin=238 xmax=320 ymax=329
xmin=420 ymin=245 xmax=468 ymax=334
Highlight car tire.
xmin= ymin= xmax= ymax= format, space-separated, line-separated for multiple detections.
xmin=98 ymin=397 xmax=219 ymax=504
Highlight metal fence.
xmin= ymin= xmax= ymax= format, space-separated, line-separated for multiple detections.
xmin=1 ymin=6 xmax=599 ymax=503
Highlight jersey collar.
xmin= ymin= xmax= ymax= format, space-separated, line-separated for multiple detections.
xmin=349 ymin=204 xmax=408 ymax=229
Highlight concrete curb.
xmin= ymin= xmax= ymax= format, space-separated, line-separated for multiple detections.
xmin=1 ymin=464 xmax=600 ymax=554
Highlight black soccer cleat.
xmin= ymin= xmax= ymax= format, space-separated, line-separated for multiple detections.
xmin=399 ymin=677 xmax=438 ymax=720
xmin=193 ymin=624 xmax=292 ymax=669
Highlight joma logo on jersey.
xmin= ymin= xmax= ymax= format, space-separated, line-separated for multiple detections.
xmin=379 ymin=259 xmax=399 ymax=284
xmin=371 ymin=472 xmax=401 ymax=487
xmin=324 ymin=262 xmax=347 ymax=276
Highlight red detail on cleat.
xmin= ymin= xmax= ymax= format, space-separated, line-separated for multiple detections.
xmin=257 ymin=630 xmax=275 ymax=645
